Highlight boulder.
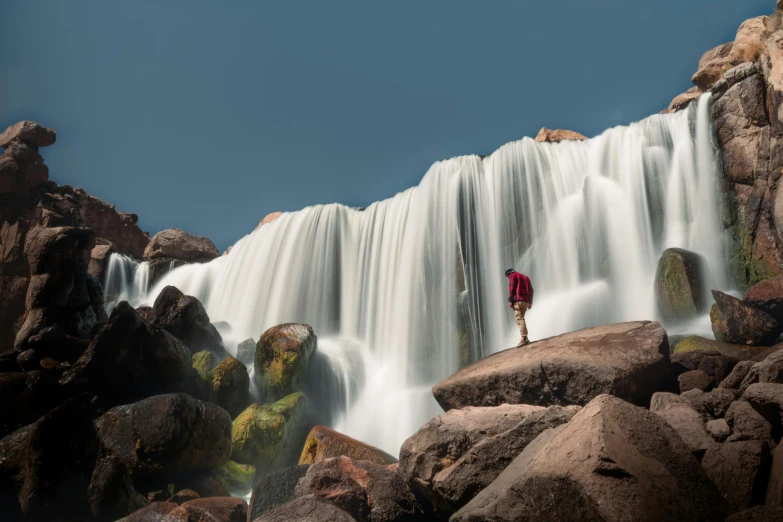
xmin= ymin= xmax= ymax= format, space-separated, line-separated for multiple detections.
xmin=432 ymin=321 xmax=669 ymax=411
xmin=692 ymin=42 xmax=734 ymax=90
xmin=148 ymin=257 xmax=187 ymax=288
xmin=654 ymin=248 xmax=707 ymax=322
xmin=451 ymin=395 xmax=728 ymax=522
xmin=673 ymin=335 xmax=779 ymax=361
xmin=126 ymin=502 xmax=179 ymax=521
xmin=744 ymin=278 xmax=783 ymax=323
xmin=248 ymin=465 xmax=310 ymax=521
xmin=534 ymin=127 xmax=587 ymax=143
xmin=299 ymin=425 xmax=397 ymax=467
xmin=752 ymin=346 xmax=783 ymax=384
xmin=214 ymin=460 xmax=255 ymax=495
xmin=208 ymin=356 xmax=250 ymax=417
xmin=667 ymin=88 xmax=702 ymax=113
xmin=681 ymin=388 xmax=739 ymax=420
xmin=168 ymin=497 xmax=248 ymax=522
xmin=720 ymin=360 xmax=757 ymax=389
xmin=0 ymin=370 xmax=60 ymax=438
xmin=231 ymin=393 xmax=310 ymax=472
xmin=150 ymin=286 xmax=228 ymax=358
xmin=728 ymin=17 xmax=767 ymax=65
xmin=726 ymin=400 xmax=773 ymax=444
xmin=742 ymin=383 xmax=783 ymax=440
xmin=87 ymin=454 xmax=146 ymax=521
xmin=710 ymin=290 xmax=781 ymax=346
xmin=295 ymin=456 xmax=421 ymax=522
xmin=144 ymin=228 xmax=219 ymax=263
xmin=168 ymin=489 xmax=200 ymax=504
xmin=87 ymin=242 xmax=113 ymax=283
xmin=97 ymin=393 xmax=232 ymax=483
xmin=0 ymin=120 xmax=56 ymax=149
xmin=253 ymin=494 xmax=358 ymax=522
xmin=706 ymin=419 xmax=730 ymax=442
xmin=649 ymin=391 xmax=690 ymax=412
xmin=767 ymin=442 xmax=783 ymax=508
xmin=670 ymin=349 xmax=738 ymax=386
xmin=726 ymin=506 xmax=783 ymax=522
xmin=255 ymin=323 xmax=318 ymax=402
xmin=0 ymin=138 xmax=48 ymax=196
xmin=653 ymin=401 xmax=713 ymax=459
xmin=678 ymin=369 xmax=714 ymax=393
xmin=192 ymin=350 xmax=218 ymax=378
xmin=236 ymin=337 xmax=256 ymax=365
xmin=701 ymin=440 xmax=771 ymax=511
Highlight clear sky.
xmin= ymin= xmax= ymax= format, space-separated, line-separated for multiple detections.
xmin=0 ymin=0 xmax=774 ymax=251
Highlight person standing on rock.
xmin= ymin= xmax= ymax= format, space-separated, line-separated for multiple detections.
xmin=506 ymin=268 xmax=533 ymax=347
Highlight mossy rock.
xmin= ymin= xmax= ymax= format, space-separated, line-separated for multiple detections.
xmin=673 ymin=335 xmax=779 ymax=361
xmin=254 ymin=324 xmax=317 ymax=402
xmin=654 ymin=248 xmax=706 ymax=322
xmin=192 ymin=350 xmax=218 ymax=378
xmin=299 ymin=425 xmax=397 ymax=466
xmin=210 ymin=356 xmax=250 ymax=417
xmin=231 ymin=392 xmax=310 ymax=472
xmin=215 ymin=460 xmax=255 ymax=495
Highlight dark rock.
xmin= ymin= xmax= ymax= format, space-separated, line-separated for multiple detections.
xmin=653 ymin=400 xmax=713 ymax=459
xmin=432 ymin=321 xmax=669 ymax=410
xmin=148 ymin=257 xmax=187 ymax=289
xmin=451 ymin=395 xmax=728 ymax=522
xmin=742 ymin=383 xmax=783 ymax=441
xmin=87 ymin=242 xmax=113 ymax=284
xmin=0 ymin=370 xmax=60 ymax=438
xmin=725 ymin=505 xmax=783 ymax=522
xmin=710 ymin=290 xmax=781 ymax=346
xmin=97 ymin=393 xmax=232 ymax=483
xmin=726 ymin=400 xmax=774 ymax=444
xmin=0 ymin=140 xmax=48 ymax=196
xmin=168 ymin=489 xmax=200 ymax=504
xmin=236 ymin=338 xmax=255 ymax=365
xmin=679 ymin=369 xmax=714 ymax=393
xmin=205 ymin=356 xmax=250 ymax=417
xmin=150 ymin=286 xmax=228 ymax=358
xmin=248 ymin=465 xmax=310 ymax=520
xmin=255 ymin=323 xmax=318 ymax=402
xmin=753 ymin=347 xmax=783 ymax=384
xmin=295 ymin=456 xmax=422 ymax=522
xmin=0 ymin=121 xmax=56 ymax=149
xmin=299 ymin=425 xmax=396 ymax=467
xmin=253 ymin=494 xmax=357 ymax=522
xmin=87 ymin=453 xmax=146 ymax=521
xmin=681 ymin=388 xmax=739 ymax=420
xmin=654 ymin=248 xmax=707 ymax=322
xmin=670 ymin=349 xmax=738 ymax=386
xmin=745 ymin=278 xmax=783 ymax=322
xmin=169 ymin=497 xmax=248 ymax=522
xmin=125 ymin=502 xmax=179 ymax=521
xmin=706 ymin=419 xmax=730 ymax=442
xmin=767 ymin=442 xmax=783 ymax=508
xmin=144 ymin=228 xmax=219 ymax=264
xmin=720 ymin=360 xmax=757 ymax=389
xmin=701 ymin=440 xmax=771 ymax=511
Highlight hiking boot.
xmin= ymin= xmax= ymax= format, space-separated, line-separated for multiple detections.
xmin=516 ymin=339 xmax=530 ymax=348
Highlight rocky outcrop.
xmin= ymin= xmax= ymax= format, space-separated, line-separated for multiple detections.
xmin=654 ymin=248 xmax=707 ymax=322
xmin=710 ymin=290 xmax=781 ymax=345
xmin=299 ymin=425 xmax=397 ymax=467
xmin=432 ymin=321 xmax=669 ymax=411
xmin=144 ymin=228 xmax=219 ymax=263
xmin=451 ymin=395 xmax=729 ymax=522
xmin=534 ymin=127 xmax=587 ymax=143
xmin=255 ymin=323 xmax=317 ymax=402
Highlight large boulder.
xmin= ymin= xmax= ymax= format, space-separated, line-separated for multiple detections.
xmin=206 ymin=356 xmax=250 ymax=418
xmin=231 ymin=393 xmax=310 ymax=472
xmin=673 ymin=335 xmax=779 ymax=361
xmin=451 ymin=395 xmax=729 ymax=522
xmin=167 ymin=497 xmax=248 ymax=522
xmin=0 ymin=120 xmax=56 ymax=149
xmin=710 ymin=290 xmax=781 ymax=346
xmin=670 ymin=349 xmax=738 ymax=389
xmin=144 ymin=228 xmax=219 ymax=264
xmin=534 ymin=127 xmax=587 ymax=143
xmin=248 ymin=465 xmax=310 ymax=521
xmin=652 ymin=399 xmax=713 ymax=458
xmin=744 ymin=278 xmax=783 ymax=323
xmin=299 ymin=425 xmax=397 ymax=467
xmin=255 ymin=323 xmax=318 ymax=402
xmin=253 ymin=494 xmax=358 ymax=522
xmin=681 ymin=388 xmax=739 ymax=421
xmin=149 ymin=286 xmax=228 ymax=358
xmin=432 ymin=321 xmax=669 ymax=411
xmin=654 ymin=248 xmax=707 ymax=322
xmin=701 ymin=440 xmax=771 ymax=511
xmin=295 ymin=456 xmax=422 ymax=522
xmin=742 ymin=383 xmax=783 ymax=440
xmin=720 ymin=360 xmax=757 ymax=389
xmin=725 ymin=400 xmax=774 ymax=444
xmin=87 ymin=453 xmax=146 ymax=521
xmin=692 ymin=42 xmax=734 ymax=90
xmin=97 ymin=393 xmax=232 ymax=483
xmin=0 ymin=122 xmax=52 ymax=196
xmin=0 ymin=370 xmax=60 ymax=438
xmin=214 ymin=460 xmax=254 ymax=495
xmin=399 ymin=404 xmax=579 ymax=516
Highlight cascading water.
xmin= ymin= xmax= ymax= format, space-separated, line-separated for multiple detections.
xmin=103 ymin=253 xmax=150 ymax=312
xmin=115 ymin=95 xmax=729 ymax=455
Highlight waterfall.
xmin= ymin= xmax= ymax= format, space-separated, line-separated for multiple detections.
xmin=115 ymin=95 xmax=728 ymax=454
xmin=103 ymin=254 xmax=150 ymax=312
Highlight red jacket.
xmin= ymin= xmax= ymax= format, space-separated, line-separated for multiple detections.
xmin=508 ymin=272 xmax=534 ymax=304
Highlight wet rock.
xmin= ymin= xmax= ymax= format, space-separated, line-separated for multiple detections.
xmin=432 ymin=321 xmax=669 ymax=410
xmin=451 ymin=395 xmax=728 ymax=522
xmin=144 ymin=228 xmax=219 ymax=264
xmin=299 ymin=425 xmax=397 ymax=467
xmin=673 ymin=335 xmax=779 ymax=361
xmin=87 ymin=453 xmax=146 ymax=521
xmin=398 ymin=404 xmax=577 ymax=516
xmin=726 ymin=400 xmax=774 ymax=444
xmin=168 ymin=489 xmax=200 ymax=504
xmin=208 ymin=356 xmax=250 ymax=418
xmin=679 ymin=369 xmax=714 ymax=393
xmin=534 ymin=127 xmax=587 ymax=143
xmin=720 ymin=360 xmax=757 ymax=389
xmin=97 ymin=393 xmax=232 ymax=483
xmin=231 ymin=393 xmax=310 ymax=472
xmin=711 ymin=290 xmax=781 ymax=346
xmin=192 ymin=350 xmax=218 ymax=378
xmin=255 ymin=323 xmax=318 ymax=402
xmin=654 ymin=248 xmax=707 ymax=322
xmin=148 ymin=257 xmax=187 ymax=288
xmin=653 ymin=401 xmax=713 ymax=459
xmin=701 ymin=440 xmax=771 ymax=511
xmin=706 ymin=419 xmax=730 ymax=442
xmin=248 ymin=465 xmax=310 ymax=521
xmin=236 ymin=338 xmax=256 ymax=365
xmin=0 ymin=370 xmax=60 ymax=438
xmin=253 ymin=494 xmax=357 ymax=522
xmin=295 ymin=456 xmax=422 ymax=522
xmin=150 ymin=286 xmax=228 ymax=358
xmin=168 ymin=497 xmax=247 ymax=522
xmin=745 ymin=278 xmax=783 ymax=323
xmin=0 ymin=120 xmax=56 ymax=149
xmin=125 ymin=502 xmax=179 ymax=521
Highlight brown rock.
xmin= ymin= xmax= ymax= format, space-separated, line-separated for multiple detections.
xmin=679 ymin=369 xmax=714 ymax=393
xmin=745 ymin=278 xmax=783 ymax=322
xmin=692 ymin=42 xmax=734 ymax=90
xmin=534 ymin=127 xmax=587 ymax=143
xmin=649 ymin=391 xmax=690 ymax=412
xmin=726 ymin=400 xmax=774 ymax=444
xmin=0 ymin=370 xmax=60 ymax=437
xmin=681 ymin=388 xmax=739 ymax=420
xmin=253 ymin=494 xmax=357 ymax=522
xmin=728 ymin=17 xmax=768 ymax=65
xmin=667 ymin=88 xmax=702 ymax=112
xmin=144 ymin=228 xmax=219 ymax=263
xmin=671 ymin=349 xmax=738 ymax=387
xmin=125 ymin=502 xmax=179 ymax=521
xmin=742 ymin=382 xmax=783 ymax=439
xmin=710 ymin=290 xmax=781 ymax=346
xmin=249 ymin=465 xmax=311 ymax=521
xmin=451 ymin=395 xmax=728 ymax=522
xmin=0 ymin=120 xmax=56 ymax=149
xmin=87 ymin=453 xmax=146 ymax=521
xmin=169 ymin=497 xmax=247 ymax=522
xmin=256 ymin=212 xmax=283 ymax=230
xmin=701 ymin=440 xmax=771 ymax=511
xmin=299 ymin=426 xmax=397 ymax=467
xmin=654 ymin=401 xmax=713 ymax=458
xmin=255 ymin=323 xmax=318 ymax=402
xmin=706 ymin=419 xmax=730 ymax=442
xmin=432 ymin=321 xmax=669 ymax=411
xmin=725 ymin=505 xmax=783 ymax=521
xmin=88 ymin=242 xmax=113 ymax=283
xmin=720 ymin=360 xmax=757 ymax=389
xmin=168 ymin=489 xmax=201 ymax=505
xmin=0 ymin=140 xmax=48 ymax=195
xmin=767 ymin=442 xmax=783 ymax=507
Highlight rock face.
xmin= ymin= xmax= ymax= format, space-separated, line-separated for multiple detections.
xmin=654 ymin=248 xmax=707 ymax=322
xmin=231 ymin=393 xmax=310 ymax=472
xmin=97 ymin=393 xmax=232 ymax=483
xmin=295 ymin=456 xmax=422 ymax=522
xmin=710 ymin=290 xmax=781 ymax=346
xmin=398 ymin=404 xmax=579 ymax=516
xmin=432 ymin=321 xmax=669 ymax=411
xmin=0 ymin=120 xmax=56 ymax=149
xmin=255 ymin=323 xmax=318 ymax=402
xmin=144 ymin=228 xmax=219 ymax=263
xmin=249 ymin=465 xmax=310 ymax=521
xmin=451 ymin=395 xmax=728 ymax=522
xmin=534 ymin=127 xmax=587 ymax=142
xmin=149 ymin=286 xmax=228 ymax=358
xmin=299 ymin=425 xmax=397 ymax=467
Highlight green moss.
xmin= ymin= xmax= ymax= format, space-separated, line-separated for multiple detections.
xmin=215 ymin=460 xmax=255 ymax=494
xmin=192 ymin=350 xmax=218 ymax=378
xmin=673 ymin=335 xmax=770 ymax=360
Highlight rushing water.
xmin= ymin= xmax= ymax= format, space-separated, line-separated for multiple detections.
xmin=112 ymin=95 xmax=729 ymax=455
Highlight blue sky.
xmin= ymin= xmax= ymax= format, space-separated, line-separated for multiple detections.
xmin=0 ymin=0 xmax=773 ymax=250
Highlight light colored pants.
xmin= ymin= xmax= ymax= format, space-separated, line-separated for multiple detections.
xmin=513 ymin=301 xmax=530 ymax=343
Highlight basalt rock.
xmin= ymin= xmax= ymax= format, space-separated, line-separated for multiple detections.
xmin=255 ymin=323 xmax=318 ymax=402
xmin=167 ymin=497 xmax=248 ymax=522
xmin=299 ymin=425 xmax=397 ymax=467
xmin=745 ymin=278 xmax=783 ymax=323
xmin=87 ymin=453 xmax=146 ymax=521
xmin=432 ymin=321 xmax=669 ymax=410
xmin=253 ymin=494 xmax=358 ymax=522
xmin=206 ymin=356 xmax=251 ymax=418
xmin=144 ymin=228 xmax=219 ymax=264
xmin=654 ymin=248 xmax=707 ymax=322
xmin=248 ymin=465 xmax=310 ymax=520
xmin=701 ymin=440 xmax=772 ymax=512
xmin=710 ymin=290 xmax=781 ymax=346
xmin=725 ymin=400 xmax=774 ymax=444
xmin=0 ymin=370 xmax=60 ymax=438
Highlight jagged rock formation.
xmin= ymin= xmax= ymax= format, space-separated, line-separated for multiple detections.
xmin=533 ymin=127 xmax=588 ymax=143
